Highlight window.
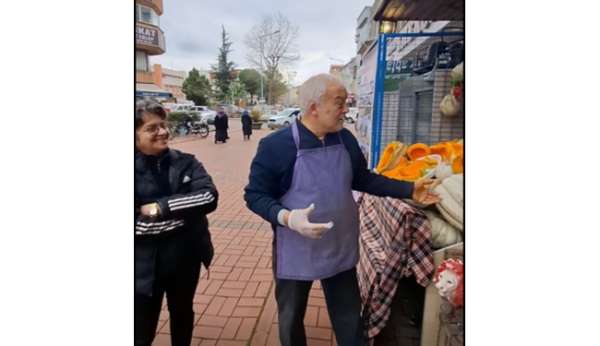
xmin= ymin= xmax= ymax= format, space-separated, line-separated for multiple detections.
xmin=136 ymin=50 xmax=148 ymax=71
xmin=136 ymin=5 xmax=160 ymax=26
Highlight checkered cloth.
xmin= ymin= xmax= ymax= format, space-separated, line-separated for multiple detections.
xmin=356 ymin=193 xmax=435 ymax=339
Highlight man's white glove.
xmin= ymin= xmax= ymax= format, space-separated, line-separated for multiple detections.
xmin=286 ymin=203 xmax=334 ymax=239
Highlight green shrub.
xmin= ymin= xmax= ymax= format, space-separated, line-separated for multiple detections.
xmin=167 ymin=111 xmax=199 ymax=123
xmin=250 ymin=107 xmax=262 ymax=123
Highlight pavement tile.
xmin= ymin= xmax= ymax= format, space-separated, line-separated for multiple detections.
xmin=220 ymin=317 xmax=242 ymax=339
xmin=226 ymin=245 xmax=246 ymax=251
xmin=236 ymin=318 xmax=258 ymax=340
xmin=204 ymin=280 xmax=224 ymax=295
xmin=266 ymin=324 xmax=280 ymax=346
xmin=157 ymin=319 xmax=169 ymax=334
xmin=193 ymin=303 xmax=208 ymax=315
xmin=255 ymin=282 xmax=272 ymax=298
xmin=232 ymin=306 xmax=262 ymax=318
xmin=250 ymin=274 xmax=273 ymax=282
xmin=238 ymin=268 xmax=254 ymax=281
xmin=222 ymin=281 xmax=248 ymax=289
xmin=194 ymin=295 xmax=213 ymax=305
xmin=151 ymin=334 xmax=171 ymax=346
xmin=198 ymin=315 xmax=229 ymax=328
xmin=205 ymin=296 xmax=227 ymax=316
xmin=218 ymin=297 xmax=239 ymax=317
xmin=307 ymin=297 xmax=327 ymax=308
xmin=224 ymin=255 xmax=241 ymax=267
xmin=158 ymin=310 xmax=169 ymax=321
xmin=307 ymin=338 xmax=331 ymax=346
xmin=193 ymin=326 xmax=223 ymax=339
xmin=227 ymin=267 xmax=244 ymax=281
xmin=236 ymin=261 xmax=258 ymax=269
xmin=237 ymin=297 xmax=265 ymax=307
xmin=239 ymin=237 xmax=252 ymax=246
xmin=242 ymin=247 xmax=258 ymax=256
xmin=217 ymin=288 xmax=244 ymax=298
xmin=216 ymin=340 xmax=246 ymax=346
xmin=211 ymin=266 xmax=233 ymax=273
xmin=223 ymin=249 xmax=244 ymax=256
xmin=317 ymin=307 xmax=332 ymax=329
xmin=304 ymin=306 xmax=319 ymax=327
xmin=306 ymin=327 xmax=331 ymax=340
xmin=309 ymin=289 xmax=325 ymax=299
xmin=197 ymin=340 xmax=217 ymax=346
xmin=213 ymin=255 xmax=230 ymax=266
xmin=207 ymin=272 xmax=230 ymax=280
xmin=239 ymin=256 xmax=260 ymax=264
xmin=253 ymin=268 xmax=273 ymax=276
xmin=242 ymin=281 xmax=259 ymax=297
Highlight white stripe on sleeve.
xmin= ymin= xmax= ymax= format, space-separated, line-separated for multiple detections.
xmin=170 ymin=195 xmax=216 ymax=211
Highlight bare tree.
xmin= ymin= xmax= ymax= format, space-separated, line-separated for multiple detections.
xmin=244 ymin=13 xmax=300 ymax=104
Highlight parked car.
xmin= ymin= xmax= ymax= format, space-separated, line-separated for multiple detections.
xmin=184 ymin=105 xmax=216 ymax=124
xmin=164 ymin=103 xmax=194 ymax=113
xmin=189 ymin=105 xmax=205 ymax=114
xmin=268 ymin=108 xmax=301 ymax=130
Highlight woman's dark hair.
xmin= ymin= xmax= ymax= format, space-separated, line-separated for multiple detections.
xmin=135 ymin=100 xmax=167 ymax=130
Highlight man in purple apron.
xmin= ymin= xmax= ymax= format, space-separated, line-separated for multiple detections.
xmin=244 ymin=74 xmax=440 ymax=346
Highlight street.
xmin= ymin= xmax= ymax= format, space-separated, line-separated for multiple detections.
xmin=153 ymin=121 xmax=339 ymax=346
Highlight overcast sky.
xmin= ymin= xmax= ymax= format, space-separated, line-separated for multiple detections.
xmin=150 ymin=0 xmax=372 ymax=86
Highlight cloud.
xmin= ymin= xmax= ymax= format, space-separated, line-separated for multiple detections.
xmin=149 ymin=0 xmax=370 ymax=84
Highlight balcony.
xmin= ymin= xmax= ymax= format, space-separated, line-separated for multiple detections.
xmin=137 ymin=0 xmax=163 ymax=15
xmin=136 ymin=22 xmax=165 ymax=55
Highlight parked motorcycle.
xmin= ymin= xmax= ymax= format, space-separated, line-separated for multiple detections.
xmin=190 ymin=121 xmax=209 ymax=138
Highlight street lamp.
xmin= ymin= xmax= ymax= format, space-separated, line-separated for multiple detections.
xmin=259 ymin=30 xmax=280 ymax=104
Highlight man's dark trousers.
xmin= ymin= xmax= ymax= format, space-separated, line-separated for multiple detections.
xmin=275 ymin=267 xmax=366 ymax=346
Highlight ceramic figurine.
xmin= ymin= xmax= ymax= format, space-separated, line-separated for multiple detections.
xmin=433 ymin=258 xmax=464 ymax=308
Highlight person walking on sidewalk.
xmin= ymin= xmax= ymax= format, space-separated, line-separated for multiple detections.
xmin=244 ymin=74 xmax=440 ymax=346
xmin=241 ymin=108 xmax=253 ymax=140
xmin=135 ymin=100 xmax=219 ymax=346
xmin=214 ymin=106 xmax=229 ymax=143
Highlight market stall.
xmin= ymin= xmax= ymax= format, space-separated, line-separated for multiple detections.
xmin=357 ymin=139 xmax=464 ymax=346
xmin=355 ymin=3 xmax=464 ymax=344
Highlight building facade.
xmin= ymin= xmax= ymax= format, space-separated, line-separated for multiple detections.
xmin=161 ymin=67 xmax=188 ymax=102
xmin=339 ymin=57 xmax=359 ymax=106
xmin=356 ymin=6 xmax=378 ymax=56
xmin=135 ymin=0 xmax=171 ymax=100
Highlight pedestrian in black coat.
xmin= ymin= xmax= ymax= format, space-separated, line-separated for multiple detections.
xmin=214 ymin=107 xmax=229 ymax=143
xmin=135 ymin=100 xmax=219 ymax=346
xmin=241 ymin=109 xmax=253 ymax=140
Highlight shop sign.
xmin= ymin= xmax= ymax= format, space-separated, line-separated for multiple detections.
xmin=136 ymin=25 xmax=159 ymax=46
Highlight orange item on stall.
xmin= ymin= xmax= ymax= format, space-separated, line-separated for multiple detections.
xmin=406 ymin=143 xmax=430 ymax=161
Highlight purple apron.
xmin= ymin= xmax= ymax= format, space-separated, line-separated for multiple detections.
xmin=275 ymin=121 xmax=360 ymax=280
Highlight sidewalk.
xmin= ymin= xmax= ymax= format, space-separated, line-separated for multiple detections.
xmin=153 ymin=123 xmax=337 ymax=346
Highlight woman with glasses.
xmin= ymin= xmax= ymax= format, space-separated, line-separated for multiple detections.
xmin=134 ymin=100 xmax=219 ymax=346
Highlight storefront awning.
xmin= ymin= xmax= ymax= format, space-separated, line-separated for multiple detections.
xmin=374 ymin=0 xmax=464 ymax=21
xmin=135 ymin=83 xmax=172 ymax=98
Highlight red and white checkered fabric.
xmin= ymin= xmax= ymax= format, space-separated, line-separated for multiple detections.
xmin=357 ymin=193 xmax=435 ymax=339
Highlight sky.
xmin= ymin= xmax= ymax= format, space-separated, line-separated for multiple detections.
xmin=150 ymin=0 xmax=372 ymax=86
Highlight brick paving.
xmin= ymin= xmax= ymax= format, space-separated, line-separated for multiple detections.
xmin=153 ymin=121 xmax=338 ymax=346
